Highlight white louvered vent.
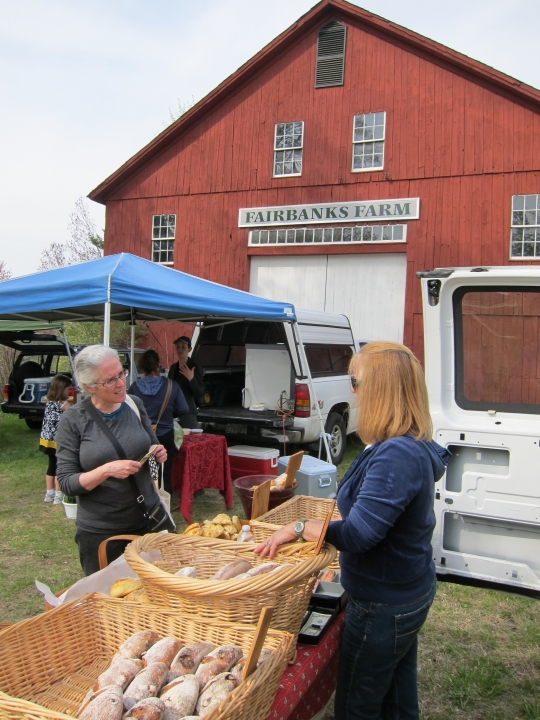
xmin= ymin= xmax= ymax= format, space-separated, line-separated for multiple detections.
xmin=315 ymin=21 xmax=346 ymax=88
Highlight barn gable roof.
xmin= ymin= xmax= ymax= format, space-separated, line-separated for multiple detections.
xmin=89 ymin=0 xmax=540 ymax=205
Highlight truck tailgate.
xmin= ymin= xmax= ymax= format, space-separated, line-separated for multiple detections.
xmin=197 ymin=406 xmax=294 ymax=428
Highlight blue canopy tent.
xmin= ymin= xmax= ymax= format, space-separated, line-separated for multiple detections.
xmin=0 ymin=254 xmax=332 ymax=455
xmin=0 ymin=253 xmax=296 ymax=326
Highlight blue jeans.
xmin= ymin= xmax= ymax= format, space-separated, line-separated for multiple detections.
xmin=334 ymin=581 xmax=436 ymax=720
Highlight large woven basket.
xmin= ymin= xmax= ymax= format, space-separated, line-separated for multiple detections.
xmin=250 ymin=495 xmax=341 ymax=571
xmin=0 ymin=593 xmax=292 ymax=720
xmin=124 ymin=534 xmax=336 ymax=650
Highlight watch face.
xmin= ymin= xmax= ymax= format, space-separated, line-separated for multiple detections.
xmin=294 ymin=521 xmax=304 ymax=534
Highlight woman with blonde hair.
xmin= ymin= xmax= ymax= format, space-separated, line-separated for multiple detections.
xmin=256 ymin=341 xmax=450 ymax=719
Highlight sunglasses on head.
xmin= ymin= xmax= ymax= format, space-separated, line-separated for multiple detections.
xmin=349 ymin=375 xmax=360 ymax=392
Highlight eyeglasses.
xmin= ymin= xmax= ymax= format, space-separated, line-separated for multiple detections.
xmin=94 ymin=369 xmax=129 ymax=388
xmin=349 ymin=375 xmax=360 ymax=392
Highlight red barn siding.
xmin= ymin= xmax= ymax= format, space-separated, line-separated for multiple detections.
xmin=98 ymin=10 xmax=540 ymax=361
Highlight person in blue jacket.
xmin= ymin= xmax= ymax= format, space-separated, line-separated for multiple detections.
xmin=128 ymin=349 xmax=188 ymax=494
xmin=256 ymin=340 xmax=451 ymax=720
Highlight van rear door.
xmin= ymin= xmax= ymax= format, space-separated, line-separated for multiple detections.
xmin=419 ymin=267 xmax=540 ymax=592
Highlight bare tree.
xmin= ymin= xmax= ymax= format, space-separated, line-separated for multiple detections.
xmin=164 ymin=96 xmax=196 ymax=128
xmin=0 ymin=261 xmax=13 ymax=385
xmin=35 ymin=199 xmax=146 ymax=347
xmin=38 ymin=197 xmax=103 ymax=271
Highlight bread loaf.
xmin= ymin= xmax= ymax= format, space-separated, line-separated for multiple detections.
xmin=168 ymin=642 xmax=215 ymax=681
xmin=124 ymin=588 xmax=150 ymax=604
xmin=118 ymin=630 xmax=161 ymax=659
xmin=78 ymin=685 xmax=124 ymax=720
xmin=195 ymin=645 xmax=243 ymax=690
xmin=143 ymin=637 xmax=183 ymax=666
xmin=174 ymin=567 xmax=197 ymax=578
xmin=97 ymin=658 xmax=144 ymax=690
xmin=210 ymin=559 xmax=252 ymax=581
xmin=124 ymin=662 xmax=169 ymax=710
xmin=123 ymin=697 xmax=165 ymax=719
xmin=196 ymin=672 xmax=238 ymax=717
xmin=110 ymin=577 xmax=143 ymax=598
xmin=159 ymin=674 xmax=199 ymax=720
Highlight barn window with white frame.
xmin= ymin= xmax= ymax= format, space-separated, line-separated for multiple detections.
xmin=352 ymin=112 xmax=385 ymax=171
xmin=510 ymin=194 xmax=540 ymax=258
xmin=274 ymin=122 xmax=303 ymax=176
xmin=152 ymin=214 xmax=175 ymax=264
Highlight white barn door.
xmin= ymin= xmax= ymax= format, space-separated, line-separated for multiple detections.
xmin=250 ymin=254 xmax=407 ymax=343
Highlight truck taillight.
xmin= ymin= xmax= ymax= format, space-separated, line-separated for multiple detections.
xmin=3 ymin=384 xmax=9 ymax=402
xmin=295 ymin=383 xmax=311 ymax=418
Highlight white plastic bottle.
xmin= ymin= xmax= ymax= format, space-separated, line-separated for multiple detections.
xmin=237 ymin=525 xmax=254 ymax=542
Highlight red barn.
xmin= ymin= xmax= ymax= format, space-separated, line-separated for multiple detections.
xmin=89 ymin=0 xmax=540 ymax=364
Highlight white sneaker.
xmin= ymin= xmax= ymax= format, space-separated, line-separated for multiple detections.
xmin=53 ymin=492 xmax=63 ymax=505
xmin=44 ymin=492 xmax=55 ymax=503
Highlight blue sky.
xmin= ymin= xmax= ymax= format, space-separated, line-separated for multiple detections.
xmin=1 ymin=0 xmax=539 ymax=277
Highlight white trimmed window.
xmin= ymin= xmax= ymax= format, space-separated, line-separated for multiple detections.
xmin=248 ymin=224 xmax=406 ymax=246
xmin=510 ymin=194 xmax=540 ymax=259
xmin=352 ymin=112 xmax=385 ymax=172
xmin=274 ymin=122 xmax=303 ymax=177
xmin=152 ymin=214 xmax=175 ymax=264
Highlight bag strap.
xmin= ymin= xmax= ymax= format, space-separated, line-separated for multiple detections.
xmin=153 ymin=379 xmax=173 ymax=430
xmin=124 ymin=394 xmax=141 ymax=420
xmin=84 ymin=399 xmax=148 ymax=517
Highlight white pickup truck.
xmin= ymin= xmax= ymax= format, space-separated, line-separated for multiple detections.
xmin=419 ymin=265 xmax=540 ymax=592
xmin=193 ymin=309 xmax=358 ymax=464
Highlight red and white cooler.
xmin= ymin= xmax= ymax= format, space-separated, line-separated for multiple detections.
xmin=227 ymin=445 xmax=280 ymax=479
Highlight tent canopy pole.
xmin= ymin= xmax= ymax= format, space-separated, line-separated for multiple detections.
xmin=103 ymin=302 xmax=111 ymax=346
xmin=293 ymin=321 xmax=331 ymax=462
xmin=130 ymin=310 xmax=136 ymax=386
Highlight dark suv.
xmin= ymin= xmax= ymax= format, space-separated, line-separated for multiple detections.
xmin=1 ymin=331 xmax=142 ymax=429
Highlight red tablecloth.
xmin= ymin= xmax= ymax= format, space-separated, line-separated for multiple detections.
xmin=171 ymin=434 xmax=233 ymax=523
xmin=268 ymin=609 xmax=345 ymax=720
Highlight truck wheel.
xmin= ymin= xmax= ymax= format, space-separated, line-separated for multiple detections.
xmin=324 ymin=412 xmax=346 ymax=465
xmin=25 ymin=418 xmax=42 ymax=430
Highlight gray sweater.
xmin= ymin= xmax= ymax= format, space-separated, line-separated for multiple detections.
xmin=56 ymin=395 xmax=159 ymax=534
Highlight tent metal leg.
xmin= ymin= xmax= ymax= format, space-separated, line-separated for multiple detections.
xmin=130 ymin=320 xmax=136 ymax=386
xmin=103 ymin=302 xmax=111 ymax=346
xmin=293 ymin=322 xmax=331 ymax=462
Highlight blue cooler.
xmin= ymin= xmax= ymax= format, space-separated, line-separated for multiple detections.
xmin=18 ymin=377 xmax=52 ymax=404
xmin=277 ymin=455 xmax=337 ymax=498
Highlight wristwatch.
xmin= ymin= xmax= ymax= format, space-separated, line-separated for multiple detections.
xmin=294 ymin=518 xmax=309 ymax=542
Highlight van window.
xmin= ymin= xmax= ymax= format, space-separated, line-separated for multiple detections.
xmin=454 ymin=287 xmax=540 ymax=413
xmin=304 ymin=344 xmax=353 ymax=377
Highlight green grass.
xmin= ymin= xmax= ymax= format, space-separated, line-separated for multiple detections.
xmin=2 ymin=413 xmax=540 ymax=719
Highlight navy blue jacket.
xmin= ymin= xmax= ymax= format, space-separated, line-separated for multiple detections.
xmin=128 ymin=376 xmax=188 ymax=437
xmin=325 ymin=436 xmax=451 ymax=604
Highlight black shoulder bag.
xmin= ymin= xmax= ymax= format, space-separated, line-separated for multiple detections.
xmin=85 ymin=400 xmax=176 ymax=533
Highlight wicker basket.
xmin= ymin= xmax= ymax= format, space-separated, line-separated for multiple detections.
xmin=250 ymin=495 xmax=341 ymax=572
xmin=254 ymin=495 xmax=341 ymax=524
xmin=124 ymin=534 xmax=336 ymax=650
xmin=0 ymin=593 xmax=292 ymax=720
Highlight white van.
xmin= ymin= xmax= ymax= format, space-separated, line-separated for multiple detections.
xmin=193 ymin=309 xmax=358 ymax=464
xmin=419 ymin=266 xmax=540 ymax=592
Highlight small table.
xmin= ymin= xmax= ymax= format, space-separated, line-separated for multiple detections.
xmin=171 ymin=433 xmax=233 ymax=523
xmin=268 ymin=609 xmax=345 ymax=720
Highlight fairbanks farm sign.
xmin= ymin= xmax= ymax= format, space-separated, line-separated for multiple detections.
xmin=239 ymin=198 xmax=420 ymax=228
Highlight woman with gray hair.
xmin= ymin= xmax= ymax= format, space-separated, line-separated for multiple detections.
xmin=56 ymin=345 xmax=167 ymax=575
